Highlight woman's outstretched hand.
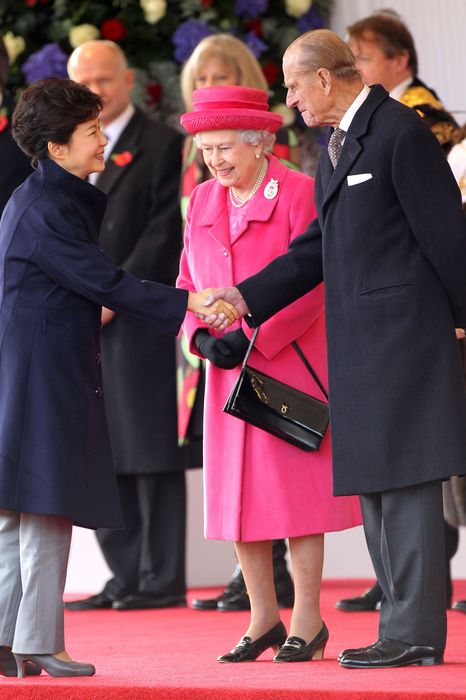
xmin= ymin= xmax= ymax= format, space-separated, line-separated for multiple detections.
xmin=188 ymin=289 xmax=239 ymax=328
xmin=202 ymin=287 xmax=250 ymax=328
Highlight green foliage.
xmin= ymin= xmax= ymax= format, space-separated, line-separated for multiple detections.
xmin=1 ymin=0 xmax=331 ymax=125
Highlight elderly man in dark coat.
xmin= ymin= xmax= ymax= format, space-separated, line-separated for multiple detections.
xmin=206 ymin=29 xmax=466 ymax=668
xmin=66 ymin=40 xmax=200 ymax=611
xmin=337 ymin=9 xmax=461 ymax=614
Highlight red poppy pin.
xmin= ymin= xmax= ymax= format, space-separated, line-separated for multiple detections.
xmin=0 ymin=108 xmax=9 ymax=134
xmin=111 ymin=150 xmax=133 ymax=167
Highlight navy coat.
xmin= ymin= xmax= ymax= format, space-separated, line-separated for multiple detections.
xmin=238 ymin=85 xmax=466 ymax=496
xmin=0 ymin=159 xmax=188 ymax=528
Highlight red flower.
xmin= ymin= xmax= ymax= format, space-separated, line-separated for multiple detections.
xmin=101 ymin=18 xmax=128 ymax=42
xmin=200 ymin=0 xmax=214 ymax=5
xmin=146 ymin=82 xmax=162 ymax=107
xmin=262 ymin=61 xmax=280 ymax=86
xmin=0 ymin=115 xmax=8 ymax=133
xmin=244 ymin=19 xmax=263 ymax=36
xmin=25 ymin=0 xmax=38 ymax=6
xmin=111 ymin=151 xmax=133 ymax=167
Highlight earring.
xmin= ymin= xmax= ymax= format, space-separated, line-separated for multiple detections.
xmin=255 ymin=152 xmax=260 ymax=159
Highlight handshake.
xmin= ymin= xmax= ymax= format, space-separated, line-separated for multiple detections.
xmin=187 ymin=287 xmax=250 ymax=329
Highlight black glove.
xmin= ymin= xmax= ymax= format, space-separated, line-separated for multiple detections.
xmin=194 ymin=329 xmax=248 ymax=369
xmin=219 ymin=328 xmax=250 ymax=362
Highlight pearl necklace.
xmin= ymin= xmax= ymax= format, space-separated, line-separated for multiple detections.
xmin=229 ymin=159 xmax=268 ymax=208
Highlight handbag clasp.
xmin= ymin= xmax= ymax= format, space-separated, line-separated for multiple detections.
xmin=281 ymin=403 xmax=289 ymax=414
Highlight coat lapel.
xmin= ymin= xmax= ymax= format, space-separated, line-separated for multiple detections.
xmin=95 ymin=109 xmax=145 ymax=195
xmin=198 ymin=182 xmax=231 ymax=249
xmin=321 ymin=85 xmax=389 ymax=214
xmin=198 ymin=155 xmax=286 ymax=248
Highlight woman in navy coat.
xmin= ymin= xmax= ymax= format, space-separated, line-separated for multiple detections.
xmin=0 ymin=77 xmax=232 ymax=679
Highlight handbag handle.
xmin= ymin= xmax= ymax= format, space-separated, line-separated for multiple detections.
xmin=291 ymin=341 xmax=328 ymax=401
xmin=240 ymin=327 xmax=328 ymax=401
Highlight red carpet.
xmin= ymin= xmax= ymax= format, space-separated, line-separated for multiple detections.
xmin=1 ymin=580 xmax=466 ymax=699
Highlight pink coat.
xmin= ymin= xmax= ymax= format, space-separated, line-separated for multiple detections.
xmin=178 ymin=155 xmax=361 ymax=541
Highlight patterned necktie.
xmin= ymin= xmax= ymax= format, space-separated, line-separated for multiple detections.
xmin=328 ymin=127 xmax=346 ymax=168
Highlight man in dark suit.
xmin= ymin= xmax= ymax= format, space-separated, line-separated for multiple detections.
xmin=336 ymin=10 xmax=460 ymax=614
xmin=66 ymin=40 xmax=198 ymax=611
xmin=206 ymin=29 xmax=466 ymax=668
xmin=0 ymin=36 xmax=31 ymax=215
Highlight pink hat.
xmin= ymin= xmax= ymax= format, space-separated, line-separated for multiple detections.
xmin=180 ymin=85 xmax=283 ymax=134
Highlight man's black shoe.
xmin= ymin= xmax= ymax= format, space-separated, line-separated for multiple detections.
xmin=191 ymin=570 xmax=246 ymax=610
xmin=217 ymin=590 xmax=250 ymax=611
xmin=336 ymin=582 xmax=382 ymax=611
xmin=218 ymin=588 xmax=294 ymax=611
xmin=112 ymin=593 xmax=186 ymax=610
xmin=339 ymin=638 xmax=444 ymax=668
xmin=192 ymin=545 xmax=294 ymax=611
xmin=64 ymin=592 xmax=114 ymax=611
xmin=191 ymin=596 xmax=220 ymax=610
xmin=452 ymin=599 xmax=466 ymax=612
xmin=193 ymin=582 xmax=293 ymax=612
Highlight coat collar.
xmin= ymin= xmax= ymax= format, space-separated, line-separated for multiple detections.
xmin=198 ymin=154 xmax=290 ymax=248
xmin=321 ymin=84 xmax=388 ymax=210
xmin=94 ymin=108 xmax=145 ymax=195
xmin=36 ymin=158 xmax=107 ymax=234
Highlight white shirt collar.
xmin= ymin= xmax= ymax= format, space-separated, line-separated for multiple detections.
xmin=389 ymin=77 xmax=413 ymax=103
xmin=88 ymin=103 xmax=135 ymax=185
xmin=339 ymin=84 xmax=371 ymax=133
xmin=103 ymin=103 xmax=135 ymax=161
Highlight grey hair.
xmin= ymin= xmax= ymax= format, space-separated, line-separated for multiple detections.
xmin=288 ymin=28 xmax=361 ymax=83
xmin=194 ymin=129 xmax=276 ymax=150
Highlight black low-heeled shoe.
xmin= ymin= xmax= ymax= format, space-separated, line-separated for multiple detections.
xmin=217 ymin=621 xmax=287 ymax=663
xmin=273 ymin=622 xmax=329 ymax=662
xmin=14 ymin=653 xmax=95 ymax=678
xmin=0 ymin=647 xmax=41 ymax=677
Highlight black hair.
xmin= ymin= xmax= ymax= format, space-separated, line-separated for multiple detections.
xmin=12 ymin=77 xmax=102 ymax=167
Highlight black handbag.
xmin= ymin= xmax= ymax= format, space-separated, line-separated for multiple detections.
xmin=223 ymin=328 xmax=329 ymax=452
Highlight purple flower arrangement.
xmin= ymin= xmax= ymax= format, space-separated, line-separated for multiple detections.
xmin=234 ymin=0 xmax=269 ymax=18
xmin=22 ymin=43 xmax=68 ymax=85
xmin=172 ymin=19 xmax=212 ymax=64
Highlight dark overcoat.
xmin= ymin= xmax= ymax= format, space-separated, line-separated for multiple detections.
xmin=95 ymin=108 xmax=198 ymax=473
xmin=238 ymin=85 xmax=466 ymax=496
xmin=0 ymin=159 xmax=188 ymax=528
xmin=0 ymin=92 xmax=32 ymax=215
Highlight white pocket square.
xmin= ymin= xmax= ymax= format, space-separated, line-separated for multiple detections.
xmin=347 ymin=173 xmax=373 ymax=186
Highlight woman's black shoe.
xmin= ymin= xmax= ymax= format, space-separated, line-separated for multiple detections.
xmin=273 ymin=623 xmax=329 ymax=662
xmin=217 ymin=621 xmax=287 ymax=662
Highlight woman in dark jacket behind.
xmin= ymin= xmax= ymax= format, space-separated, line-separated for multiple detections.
xmin=0 ymin=77 xmax=232 ymax=679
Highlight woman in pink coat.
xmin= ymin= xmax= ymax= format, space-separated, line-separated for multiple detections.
xmin=177 ymin=86 xmax=361 ymax=663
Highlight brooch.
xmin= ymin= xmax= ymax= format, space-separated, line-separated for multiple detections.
xmin=264 ymin=178 xmax=278 ymax=200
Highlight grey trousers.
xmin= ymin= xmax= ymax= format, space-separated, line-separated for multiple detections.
xmin=0 ymin=510 xmax=72 ymax=654
xmin=360 ymin=479 xmax=447 ymax=650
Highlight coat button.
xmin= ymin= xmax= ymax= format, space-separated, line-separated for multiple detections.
xmin=95 ymin=352 xmax=101 ymax=365
xmin=94 ymin=386 xmax=103 ymax=398
xmin=223 ymin=249 xmax=229 ymax=256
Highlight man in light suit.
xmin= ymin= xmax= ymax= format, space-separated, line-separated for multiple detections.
xmin=336 ymin=9 xmax=460 ymax=614
xmin=66 ymin=40 xmax=200 ymax=611
xmin=206 ymin=29 xmax=466 ymax=668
